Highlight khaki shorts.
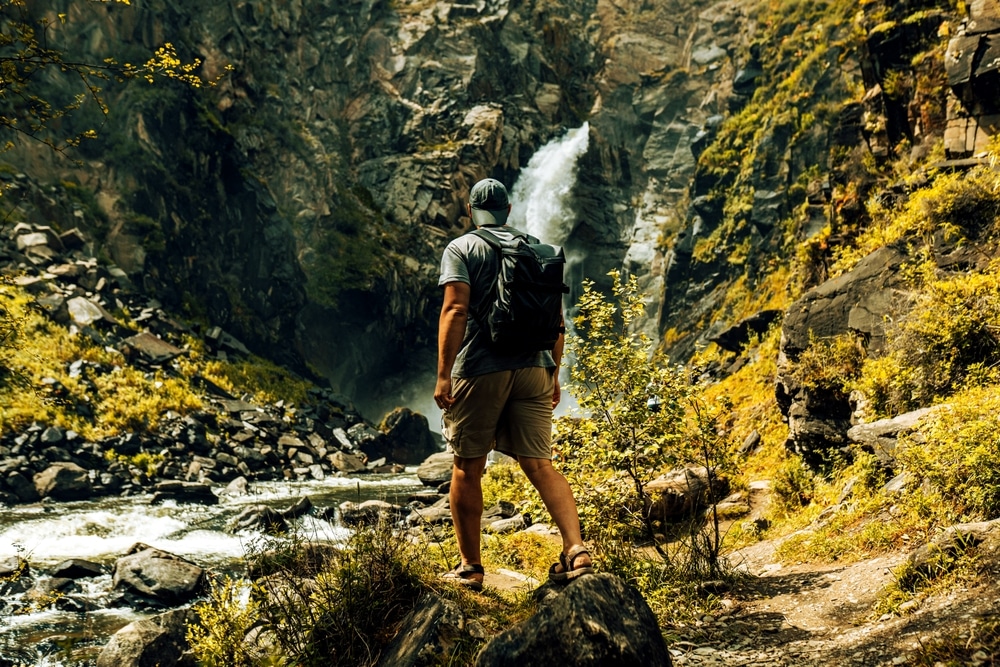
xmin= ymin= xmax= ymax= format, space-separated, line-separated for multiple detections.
xmin=442 ymin=366 xmax=554 ymax=460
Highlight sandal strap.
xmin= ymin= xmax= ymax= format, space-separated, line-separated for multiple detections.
xmin=565 ymin=545 xmax=590 ymax=570
xmin=459 ymin=563 xmax=484 ymax=575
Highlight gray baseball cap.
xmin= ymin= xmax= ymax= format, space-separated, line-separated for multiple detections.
xmin=469 ymin=178 xmax=510 ymax=227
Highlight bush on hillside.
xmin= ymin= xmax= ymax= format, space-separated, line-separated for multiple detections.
xmin=856 ymin=270 xmax=1000 ymax=416
xmin=895 ymin=386 xmax=1000 ymax=520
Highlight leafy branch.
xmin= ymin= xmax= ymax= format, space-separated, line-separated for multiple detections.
xmin=0 ymin=0 xmax=229 ymax=159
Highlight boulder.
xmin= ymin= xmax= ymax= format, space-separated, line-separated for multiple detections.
xmin=281 ymin=496 xmax=313 ymax=520
xmin=96 ymin=607 xmax=197 ymax=667
xmin=417 ymin=452 xmax=454 ymax=487
xmin=229 ymin=505 xmax=288 ymax=534
xmin=476 ymin=574 xmax=671 ymax=666
xmin=348 ymin=422 xmax=391 ymax=461
xmin=112 ymin=545 xmax=205 ymax=606
xmin=376 ymin=593 xmax=486 ymax=667
xmin=6 ymin=470 xmax=41 ymax=503
xmin=51 ymin=558 xmax=104 ymax=579
xmin=150 ymin=481 xmax=219 ymax=505
xmin=645 ymin=466 xmax=726 ymax=524
xmin=33 ymin=462 xmax=93 ymax=501
xmin=380 ymin=408 xmax=441 ymax=464
xmin=337 ymin=499 xmax=407 ymax=526
xmin=846 ymin=406 xmax=943 ymax=466
xmin=330 ymin=450 xmax=367 ymax=474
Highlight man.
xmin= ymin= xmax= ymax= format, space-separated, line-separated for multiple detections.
xmin=434 ymin=177 xmax=593 ymax=591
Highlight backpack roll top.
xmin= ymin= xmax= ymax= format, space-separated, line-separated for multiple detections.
xmin=469 ymin=228 xmax=570 ymax=354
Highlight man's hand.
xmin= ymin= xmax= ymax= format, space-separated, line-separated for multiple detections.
xmin=435 ymin=376 xmax=456 ymax=410
xmin=552 ymin=377 xmax=561 ymax=408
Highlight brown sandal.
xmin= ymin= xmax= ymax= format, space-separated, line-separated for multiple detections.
xmin=440 ymin=563 xmax=484 ymax=591
xmin=548 ymin=545 xmax=594 ymax=583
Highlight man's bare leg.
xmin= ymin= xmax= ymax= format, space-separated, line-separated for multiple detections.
xmin=450 ymin=454 xmax=489 ymax=567
xmin=518 ymin=456 xmax=592 ymax=569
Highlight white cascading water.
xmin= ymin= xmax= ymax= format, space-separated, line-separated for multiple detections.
xmin=508 ymin=122 xmax=590 ymax=247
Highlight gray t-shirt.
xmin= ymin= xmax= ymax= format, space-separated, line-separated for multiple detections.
xmin=438 ymin=225 xmax=557 ymax=379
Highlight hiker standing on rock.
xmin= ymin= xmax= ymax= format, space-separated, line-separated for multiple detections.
xmin=434 ymin=177 xmax=593 ymax=591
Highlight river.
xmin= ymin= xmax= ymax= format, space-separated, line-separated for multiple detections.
xmin=0 ymin=472 xmax=426 ymax=666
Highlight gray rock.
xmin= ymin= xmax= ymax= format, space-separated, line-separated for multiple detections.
xmin=281 ymin=496 xmax=313 ymax=520
xmin=901 ymin=519 xmax=1000 ymax=588
xmin=230 ymin=505 xmax=288 ymax=534
xmin=112 ymin=545 xmax=205 ymax=606
xmin=96 ymin=607 xmax=197 ymax=667
xmin=417 ymin=451 xmax=454 ymax=487
xmin=476 ymin=574 xmax=671 ymax=666
xmin=34 ymin=462 xmax=93 ymax=501
xmin=381 ymin=407 xmax=441 ymax=464
xmin=339 ymin=499 xmax=407 ymax=526
xmin=51 ymin=558 xmax=104 ymax=579
xmin=330 ymin=450 xmax=366 ymax=473
xmin=376 ymin=593 xmax=483 ymax=667
xmin=846 ymin=406 xmax=943 ymax=465
xmin=150 ymin=481 xmax=219 ymax=505
xmin=6 ymin=470 xmax=41 ymax=503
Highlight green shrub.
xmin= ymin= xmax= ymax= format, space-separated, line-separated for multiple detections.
xmin=895 ymin=386 xmax=1000 ymax=519
xmin=188 ymin=519 xmax=432 ymax=667
xmin=558 ymin=271 xmax=734 ymax=582
xmin=856 ymin=271 xmax=1000 ymax=416
xmin=772 ymin=455 xmax=816 ymax=510
xmin=793 ymin=332 xmax=865 ymax=403
xmin=187 ymin=577 xmax=262 ymax=667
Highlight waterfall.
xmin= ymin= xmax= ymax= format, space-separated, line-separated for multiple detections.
xmin=508 ymin=123 xmax=590 ymax=247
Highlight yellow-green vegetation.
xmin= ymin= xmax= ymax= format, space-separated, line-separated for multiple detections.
xmin=0 ymin=284 xmax=199 ymax=439
xmin=895 ymin=386 xmax=1000 ymax=519
xmin=698 ymin=326 xmax=788 ymax=477
xmin=188 ymin=519 xmax=538 ymax=667
xmin=103 ymin=448 xmax=164 ymax=476
xmin=856 ymin=269 xmax=1000 ymax=417
xmin=182 ymin=339 xmax=313 ymax=407
xmin=832 ymin=165 xmax=1000 ymax=276
xmin=0 ymin=281 xmax=316 ymax=442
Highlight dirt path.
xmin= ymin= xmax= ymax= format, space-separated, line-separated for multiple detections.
xmin=668 ymin=490 xmax=1000 ymax=666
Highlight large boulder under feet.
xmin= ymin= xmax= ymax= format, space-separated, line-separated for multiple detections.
xmin=476 ymin=573 xmax=671 ymax=667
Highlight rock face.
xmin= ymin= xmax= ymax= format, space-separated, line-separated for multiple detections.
xmin=776 ymin=245 xmax=912 ymax=459
xmin=476 ymin=574 xmax=672 ymax=666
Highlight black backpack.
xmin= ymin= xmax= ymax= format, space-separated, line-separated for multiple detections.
xmin=470 ymin=228 xmax=569 ymax=354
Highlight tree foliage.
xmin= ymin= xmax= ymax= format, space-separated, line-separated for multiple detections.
xmin=557 ymin=270 xmax=733 ymax=580
xmin=0 ymin=0 xmax=221 ymax=158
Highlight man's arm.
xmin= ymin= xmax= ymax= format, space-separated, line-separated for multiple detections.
xmin=435 ymin=281 xmax=471 ymax=410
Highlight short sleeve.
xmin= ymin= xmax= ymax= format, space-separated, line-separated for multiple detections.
xmin=439 ymin=242 xmax=470 ymax=286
